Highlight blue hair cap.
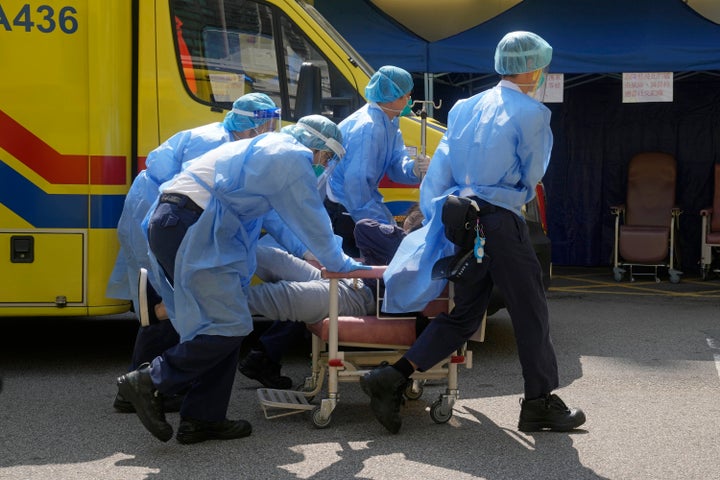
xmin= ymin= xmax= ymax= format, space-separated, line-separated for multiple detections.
xmin=223 ymin=92 xmax=277 ymax=132
xmin=365 ymin=65 xmax=413 ymax=103
xmin=494 ymin=31 xmax=552 ymax=75
xmin=281 ymin=114 xmax=345 ymax=158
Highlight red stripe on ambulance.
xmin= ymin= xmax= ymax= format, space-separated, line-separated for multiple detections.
xmin=0 ymin=110 xmax=125 ymax=186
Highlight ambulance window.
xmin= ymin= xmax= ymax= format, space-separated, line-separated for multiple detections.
xmin=171 ymin=0 xmax=283 ymax=109
xmin=279 ymin=16 xmax=361 ymax=123
xmin=170 ymin=0 xmax=360 ymax=122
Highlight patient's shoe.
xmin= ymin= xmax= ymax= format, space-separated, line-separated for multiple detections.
xmin=360 ymin=364 xmax=406 ymax=434
xmin=116 ymin=364 xmax=173 ymax=442
xmin=238 ymin=349 xmax=292 ymax=389
xmin=176 ymin=417 xmax=252 ymax=444
xmin=518 ymin=393 xmax=586 ymax=432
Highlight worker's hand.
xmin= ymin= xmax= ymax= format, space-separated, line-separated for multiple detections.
xmin=413 ymin=154 xmax=431 ymax=178
xmin=303 ymin=250 xmax=322 ymax=270
xmin=338 ymin=257 xmax=372 ymax=272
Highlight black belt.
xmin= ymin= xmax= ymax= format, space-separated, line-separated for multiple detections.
xmin=159 ymin=193 xmax=204 ymax=214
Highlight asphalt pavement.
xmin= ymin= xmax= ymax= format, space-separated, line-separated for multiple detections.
xmin=1 ymin=267 xmax=719 ymax=479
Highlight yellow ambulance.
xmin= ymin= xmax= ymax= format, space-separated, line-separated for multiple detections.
xmin=0 ymin=0 xmax=443 ymax=317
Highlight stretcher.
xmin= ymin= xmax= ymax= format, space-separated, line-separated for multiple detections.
xmin=257 ymin=266 xmax=483 ymax=428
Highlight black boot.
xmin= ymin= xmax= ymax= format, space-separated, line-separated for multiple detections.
xmin=359 ymin=365 xmax=406 ymax=434
xmin=176 ymin=417 xmax=252 ymax=444
xmin=113 ymin=391 xmax=184 ymax=414
xmin=116 ymin=365 xmax=173 ymax=442
xmin=518 ymin=393 xmax=586 ymax=432
xmin=238 ymin=349 xmax=292 ymax=389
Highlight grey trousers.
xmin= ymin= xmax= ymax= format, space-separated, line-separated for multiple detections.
xmin=248 ymin=245 xmax=376 ymax=325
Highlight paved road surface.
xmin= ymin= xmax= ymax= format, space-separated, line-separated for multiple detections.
xmin=1 ymin=271 xmax=719 ymax=479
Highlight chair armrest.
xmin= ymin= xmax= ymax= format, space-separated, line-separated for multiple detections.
xmin=700 ymin=207 xmax=713 ymax=216
xmin=610 ymin=205 xmax=625 ymax=215
xmin=321 ymin=266 xmax=387 ymax=279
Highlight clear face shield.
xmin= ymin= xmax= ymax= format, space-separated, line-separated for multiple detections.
xmin=232 ymin=107 xmax=282 ymax=138
xmin=528 ymin=67 xmax=549 ymax=102
xmin=300 ymin=122 xmax=346 ymax=195
xmin=253 ymin=107 xmax=282 ymax=133
xmin=299 ymin=123 xmax=346 ymax=173
xmin=311 ymin=150 xmax=334 ymax=176
xmin=312 ymin=150 xmax=340 ymax=197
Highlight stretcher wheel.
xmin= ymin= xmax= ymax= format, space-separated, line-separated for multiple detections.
xmin=311 ymin=406 xmax=332 ymax=428
xmin=403 ymin=380 xmax=424 ymax=400
xmin=429 ymin=399 xmax=452 ymax=424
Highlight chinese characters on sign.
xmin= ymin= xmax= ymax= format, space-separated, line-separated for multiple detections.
xmin=543 ymin=73 xmax=564 ymax=103
xmin=622 ymin=72 xmax=674 ymax=103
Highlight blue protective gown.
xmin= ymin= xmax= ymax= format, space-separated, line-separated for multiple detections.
xmin=106 ymin=122 xmax=233 ymax=309
xmin=106 ymin=123 xmax=308 ymax=313
xmin=327 ymin=102 xmax=420 ymax=224
xmin=149 ymin=132 xmax=359 ymax=342
xmin=383 ymin=81 xmax=553 ymax=312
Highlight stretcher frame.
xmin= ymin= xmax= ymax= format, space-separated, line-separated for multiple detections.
xmin=257 ymin=266 xmax=482 ymax=428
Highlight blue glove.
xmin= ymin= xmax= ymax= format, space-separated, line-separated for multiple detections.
xmin=338 ymin=257 xmax=372 ymax=272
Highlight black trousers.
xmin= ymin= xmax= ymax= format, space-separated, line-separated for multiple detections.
xmin=323 ymin=198 xmax=360 ymax=258
xmin=405 ymin=203 xmax=559 ymax=399
xmin=145 ymin=196 xmax=245 ymax=422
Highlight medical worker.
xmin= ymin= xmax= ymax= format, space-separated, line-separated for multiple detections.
xmin=361 ymin=32 xmax=586 ymax=434
xmin=237 ymin=121 xmax=347 ymax=390
xmin=116 ymin=115 xmax=368 ymax=444
xmin=107 ymin=92 xmax=278 ymax=325
xmin=325 ymin=65 xmax=430 ymax=257
xmin=107 ymin=93 xmax=279 ymax=413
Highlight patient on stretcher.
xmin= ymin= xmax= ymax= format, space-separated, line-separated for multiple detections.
xmin=238 ymin=205 xmax=425 ymax=389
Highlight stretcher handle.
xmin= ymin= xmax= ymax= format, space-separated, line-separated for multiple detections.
xmin=321 ymin=266 xmax=387 ymax=279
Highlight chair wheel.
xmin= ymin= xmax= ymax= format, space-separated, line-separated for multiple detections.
xmin=612 ymin=267 xmax=625 ymax=282
xmin=700 ymin=267 xmax=709 ymax=281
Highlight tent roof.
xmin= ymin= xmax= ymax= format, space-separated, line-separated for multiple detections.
xmin=314 ymin=0 xmax=720 ymax=74
xmin=369 ymin=0 xmax=523 ymax=42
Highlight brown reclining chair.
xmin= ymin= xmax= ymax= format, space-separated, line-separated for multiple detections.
xmin=611 ymin=152 xmax=682 ymax=283
xmin=699 ymin=164 xmax=720 ymax=280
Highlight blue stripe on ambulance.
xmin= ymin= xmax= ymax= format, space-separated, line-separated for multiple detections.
xmin=0 ymin=160 xmax=123 ymax=229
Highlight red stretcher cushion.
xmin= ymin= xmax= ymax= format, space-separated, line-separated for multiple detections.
xmin=306 ymin=316 xmax=417 ymax=347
